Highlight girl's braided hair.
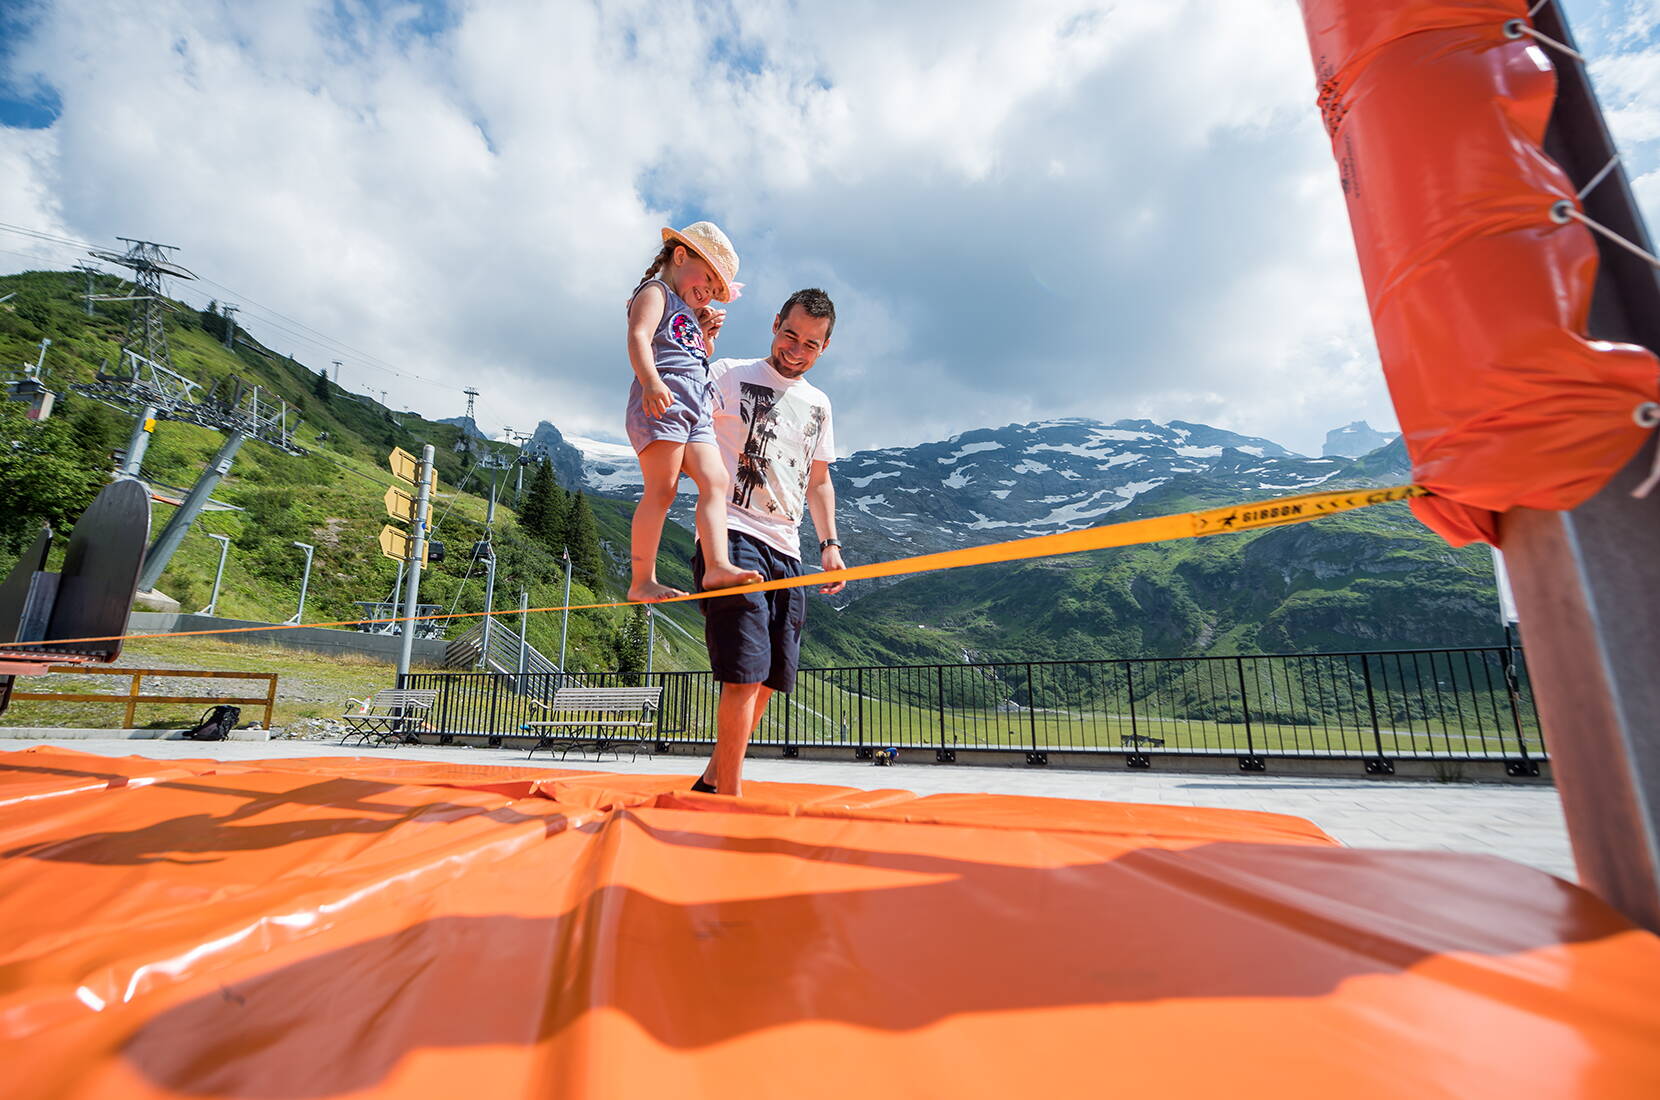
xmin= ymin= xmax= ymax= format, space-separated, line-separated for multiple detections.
xmin=634 ymin=241 xmax=681 ymax=293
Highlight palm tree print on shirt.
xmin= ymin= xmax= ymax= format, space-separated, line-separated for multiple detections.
xmin=732 ymin=382 xmax=825 ymax=520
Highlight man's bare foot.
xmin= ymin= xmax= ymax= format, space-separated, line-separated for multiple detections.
xmin=628 ymin=579 xmax=686 ymax=602
xmin=700 ymin=564 xmax=764 ymax=590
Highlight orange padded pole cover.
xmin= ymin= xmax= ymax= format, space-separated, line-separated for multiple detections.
xmin=1298 ymin=0 xmax=1658 ymax=545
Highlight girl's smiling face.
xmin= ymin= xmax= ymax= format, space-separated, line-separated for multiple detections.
xmin=666 ymin=246 xmax=721 ymax=308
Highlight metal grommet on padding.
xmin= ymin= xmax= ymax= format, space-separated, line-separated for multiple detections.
xmin=1503 ymin=18 xmax=1526 ymax=40
xmin=1634 ymin=402 xmax=1660 ymax=429
xmin=1549 ymin=199 xmax=1575 ymax=225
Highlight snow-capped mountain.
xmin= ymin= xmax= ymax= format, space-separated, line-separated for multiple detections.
xmin=566 ymin=417 xmax=1409 ymax=567
xmin=827 ymin=418 xmax=1403 ymax=565
xmin=566 ymin=434 xmax=640 ymax=495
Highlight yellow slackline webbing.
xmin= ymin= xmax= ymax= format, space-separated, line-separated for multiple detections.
xmin=2 ymin=484 xmax=1427 ymax=652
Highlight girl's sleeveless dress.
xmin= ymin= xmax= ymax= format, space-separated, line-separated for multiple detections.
xmin=624 ymin=278 xmax=717 ymax=453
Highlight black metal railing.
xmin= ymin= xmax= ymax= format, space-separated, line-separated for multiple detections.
xmin=402 ymin=646 xmax=1541 ymax=762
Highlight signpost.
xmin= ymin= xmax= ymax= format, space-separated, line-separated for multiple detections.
xmin=385 ymin=446 xmax=436 ymax=684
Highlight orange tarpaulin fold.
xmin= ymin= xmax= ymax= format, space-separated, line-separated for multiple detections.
xmin=1299 ymin=0 xmax=1659 ymax=545
xmin=2 ymin=747 xmax=1658 ymax=1098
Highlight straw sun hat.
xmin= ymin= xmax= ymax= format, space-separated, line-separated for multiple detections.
xmin=662 ymin=221 xmax=742 ymax=302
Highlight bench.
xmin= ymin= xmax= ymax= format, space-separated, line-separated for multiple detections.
xmin=339 ymin=689 xmax=439 ymax=747
xmin=519 ymin=686 xmax=662 ymax=761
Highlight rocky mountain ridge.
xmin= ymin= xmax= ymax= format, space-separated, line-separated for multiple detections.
xmin=556 ymin=416 xmax=1410 ymax=569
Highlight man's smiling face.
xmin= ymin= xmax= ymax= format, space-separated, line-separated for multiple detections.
xmin=768 ymin=306 xmax=832 ymax=378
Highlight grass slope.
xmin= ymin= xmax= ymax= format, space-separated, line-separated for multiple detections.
xmin=0 ymin=269 xmax=710 ymax=680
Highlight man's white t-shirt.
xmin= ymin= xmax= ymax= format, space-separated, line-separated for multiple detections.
xmin=707 ymin=356 xmax=836 ymax=560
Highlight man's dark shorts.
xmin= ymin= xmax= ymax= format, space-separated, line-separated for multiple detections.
xmin=692 ymin=531 xmax=807 ymax=692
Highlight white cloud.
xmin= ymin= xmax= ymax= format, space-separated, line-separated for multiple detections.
xmin=0 ymin=0 xmax=1652 ymax=459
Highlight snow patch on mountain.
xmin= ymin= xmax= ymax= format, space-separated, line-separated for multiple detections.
xmin=568 ymin=435 xmax=641 ymax=494
xmin=940 ymin=441 xmax=1003 ymax=463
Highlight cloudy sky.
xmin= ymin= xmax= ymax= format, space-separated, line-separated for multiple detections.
xmin=1 ymin=0 xmax=1656 ymax=457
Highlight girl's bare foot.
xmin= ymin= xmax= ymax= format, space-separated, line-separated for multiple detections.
xmin=700 ymin=564 xmax=764 ymax=590
xmin=628 ymin=579 xmax=686 ymax=602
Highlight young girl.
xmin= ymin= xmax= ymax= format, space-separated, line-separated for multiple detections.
xmin=625 ymin=221 xmax=762 ymax=601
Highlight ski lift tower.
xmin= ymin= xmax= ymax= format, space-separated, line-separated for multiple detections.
xmin=454 ymin=387 xmax=482 ymax=460
xmin=81 ymin=239 xmax=200 ymax=479
xmin=73 ymin=238 xmax=308 ymax=597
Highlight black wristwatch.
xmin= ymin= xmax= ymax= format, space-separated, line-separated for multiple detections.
xmin=820 ymin=538 xmax=842 ymax=552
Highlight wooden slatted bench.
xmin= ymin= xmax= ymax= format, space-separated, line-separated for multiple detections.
xmin=339 ymin=688 xmax=439 ymax=747
xmin=519 ymin=686 xmax=662 ymax=761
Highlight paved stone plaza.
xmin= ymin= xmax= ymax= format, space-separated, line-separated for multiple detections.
xmin=0 ymin=737 xmax=1576 ymax=881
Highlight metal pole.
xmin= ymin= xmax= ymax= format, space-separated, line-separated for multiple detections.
xmin=76 ymin=264 xmax=96 ymax=315
xmin=389 ymin=561 xmax=404 ymax=635
xmin=479 ymin=547 xmax=497 ymax=670
xmin=1125 ymin=662 xmax=1138 ymax=741
xmin=139 ymin=429 xmax=246 ymax=592
xmin=1026 ymin=663 xmax=1038 ymax=752
xmin=478 ymin=476 xmax=498 ymax=669
xmin=395 ymin=444 xmax=435 ymax=684
xmin=120 ymin=404 xmax=158 ymax=479
xmin=287 ymin=541 xmax=314 ymax=625
xmin=936 ymin=665 xmax=946 ymax=750
xmin=1491 ymin=0 xmax=1660 ymax=931
xmin=646 ymin=607 xmax=656 ymax=677
xmin=201 ymin=533 xmax=230 ymax=615
xmin=857 ymin=667 xmax=865 ymax=750
xmin=517 ymin=589 xmax=530 ymax=683
xmin=558 ymin=547 xmax=572 ymax=678
xmin=1360 ymin=654 xmax=1385 ymax=758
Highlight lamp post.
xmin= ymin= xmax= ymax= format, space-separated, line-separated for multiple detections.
xmin=286 ymin=541 xmax=314 ymax=625
xmin=517 ymin=589 xmax=529 ymax=686
xmin=201 ymin=533 xmax=231 ymax=616
xmin=478 ymin=474 xmax=498 ymax=669
xmin=558 ymin=547 xmax=572 ymax=686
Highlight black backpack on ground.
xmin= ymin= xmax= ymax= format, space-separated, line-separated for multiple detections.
xmin=184 ymin=705 xmax=241 ymax=741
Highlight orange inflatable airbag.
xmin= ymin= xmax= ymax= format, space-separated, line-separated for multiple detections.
xmin=2 ymin=747 xmax=1659 ymax=1097
xmin=1299 ymin=0 xmax=1659 ymax=545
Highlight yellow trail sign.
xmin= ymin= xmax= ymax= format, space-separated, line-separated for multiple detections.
xmin=377 ymin=524 xmax=427 ymax=568
xmin=384 ymin=485 xmax=416 ymax=523
xmin=388 ymin=446 xmax=420 ymax=485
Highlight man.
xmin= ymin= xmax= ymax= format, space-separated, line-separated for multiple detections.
xmin=691 ymin=288 xmax=844 ymax=796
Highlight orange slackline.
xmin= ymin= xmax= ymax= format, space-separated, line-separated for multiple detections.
xmin=2 ymin=483 xmax=1426 ymax=651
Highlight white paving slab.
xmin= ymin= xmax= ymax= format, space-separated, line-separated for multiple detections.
xmin=0 ymin=737 xmax=1575 ymax=881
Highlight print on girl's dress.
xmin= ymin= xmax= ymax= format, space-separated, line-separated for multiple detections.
xmin=669 ymin=311 xmax=706 ymax=355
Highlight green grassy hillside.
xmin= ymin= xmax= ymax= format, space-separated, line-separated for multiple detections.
xmin=800 ymin=494 xmax=1505 ymax=670
xmin=0 ymin=269 xmax=709 ymax=675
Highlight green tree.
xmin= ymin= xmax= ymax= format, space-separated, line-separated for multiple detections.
xmin=565 ymin=491 xmax=606 ymax=589
xmin=616 ymin=606 xmax=649 ymax=684
xmin=538 ymin=463 xmax=569 ymax=548
xmin=0 ymin=401 xmax=106 ymax=560
xmin=518 ymin=458 xmax=571 ymax=555
xmin=519 ymin=458 xmax=555 ymax=543
xmin=312 ymin=367 xmax=331 ymax=404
